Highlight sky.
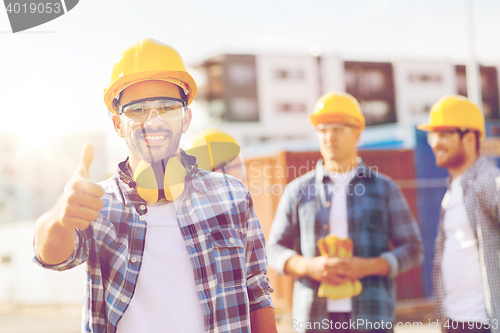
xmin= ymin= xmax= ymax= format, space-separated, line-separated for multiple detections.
xmin=1 ymin=0 xmax=500 ymax=141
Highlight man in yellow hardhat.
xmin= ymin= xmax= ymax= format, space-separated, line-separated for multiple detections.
xmin=33 ymin=38 xmax=276 ymax=333
xmin=418 ymin=95 xmax=500 ymax=333
xmin=268 ymin=92 xmax=423 ymax=333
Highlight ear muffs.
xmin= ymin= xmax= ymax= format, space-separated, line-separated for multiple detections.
xmin=133 ymin=156 xmax=187 ymax=203
xmin=163 ymin=156 xmax=187 ymax=201
xmin=134 ymin=159 xmax=160 ymax=203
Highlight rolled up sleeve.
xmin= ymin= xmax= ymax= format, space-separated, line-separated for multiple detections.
xmin=33 ymin=228 xmax=90 ymax=271
xmin=267 ymin=184 xmax=300 ymax=275
xmin=245 ymin=194 xmax=274 ymax=312
xmin=385 ymin=181 xmax=424 ymax=276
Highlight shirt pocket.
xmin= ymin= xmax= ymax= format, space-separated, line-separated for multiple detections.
xmin=207 ymin=228 xmax=247 ymax=288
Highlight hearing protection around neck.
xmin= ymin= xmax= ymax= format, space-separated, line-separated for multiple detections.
xmin=133 ymin=156 xmax=187 ymax=203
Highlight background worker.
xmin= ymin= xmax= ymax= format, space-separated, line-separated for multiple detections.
xmin=418 ymin=95 xmax=500 ymax=333
xmin=267 ymin=92 xmax=424 ymax=333
xmin=33 ymin=38 xmax=276 ymax=333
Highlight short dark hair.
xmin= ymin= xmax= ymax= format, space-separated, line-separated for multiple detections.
xmin=474 ymin=131 xmax=480 ymax=154
xmin=178 ymin=86 xmax=188 ymax=106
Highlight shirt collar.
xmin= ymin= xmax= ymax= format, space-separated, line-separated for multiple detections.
xmin=315 ymin=157 xmax=372 ymax=185
xmin=458 ymin=156 xmax=489 ymax=188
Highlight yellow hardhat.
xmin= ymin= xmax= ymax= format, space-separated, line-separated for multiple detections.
xmin=417 ymin=95 xmax=485 ymax=140
xmin=104 ymin=38 xmax=197 ymax=113
xmin=184 ymin=128 xmax=240 ymax=171
xmin=310 ymin=92 xmax=366 ymax=130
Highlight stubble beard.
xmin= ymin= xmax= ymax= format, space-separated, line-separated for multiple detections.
xmin=435 ymin=145 xmax=467 ymax=169
xmin=126 ymin=126 xmax=182 ymax=164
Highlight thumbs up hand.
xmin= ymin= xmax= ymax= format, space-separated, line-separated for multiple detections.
xmin=54 ymin=144 xmax=105 ymax=230
xmin=75 ymin=142 xmax=95 ymax=179
xmin=34 ymin=144 xmax=105 ymax=265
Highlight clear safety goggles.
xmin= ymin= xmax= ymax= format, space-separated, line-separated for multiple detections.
xmin=426 ymin=129 xmax=468 ymax=146
xmin=118 ymin=97 xmax=186 ymax=124
xmin=316 ymin=123 xmax=355 ymax=136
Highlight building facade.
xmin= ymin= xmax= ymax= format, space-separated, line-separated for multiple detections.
xmin=195 ymin=53 xmax=500 ymax=148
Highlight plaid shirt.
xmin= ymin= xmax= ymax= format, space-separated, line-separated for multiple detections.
xmin=35 ymin=153 xmax=273 ymax=333
xmin=267 ymin=159 xmax=423 ymax=333
xmin=433 ymin=156 xmax=500 ymax=333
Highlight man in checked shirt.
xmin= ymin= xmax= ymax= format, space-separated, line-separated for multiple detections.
xmin=267 ymin=92 xmax=423 ymax=333
xmin=33 ymin=38 xmax=276 ymax=333
xmin=418 ymin=95 xmax=500 ymax=333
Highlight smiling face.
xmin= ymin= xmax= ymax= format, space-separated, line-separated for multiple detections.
xmin=112 ymin=80 xmax=192 ymax=169
xmin=428 ymin=129 xmax=467 ymax=169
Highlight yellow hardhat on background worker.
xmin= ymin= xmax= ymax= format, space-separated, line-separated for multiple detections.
xmin=417 ymin=95 xmax=485 ymax=140
xmin=103 ymin=38 xmax=197 ymax=112
xmin=310 ymin=92 xmax=366 ymax=130
xmin=184 ymin=128 xmax=241 ymax=171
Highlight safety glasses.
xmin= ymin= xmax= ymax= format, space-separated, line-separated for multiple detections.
xmin=316 ymin=123 xmax=355 ymax=136
xmin=118 ymin=97 xmax=186 ymax=124
xmin=427 ymin=129 xmax=469 ymax=146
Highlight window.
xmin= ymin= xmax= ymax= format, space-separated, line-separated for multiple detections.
xmin=360 ymin=100 xmax=390 ymax=123
xmin=276 ymin=102 xmax=306 ymax=113
xmin=456 ymin=65 xmax=500 ymax=119
xmin=229 ymin=97 xmax=259 ymax=121
xmin=344 ymin=61 xmax=396 ymax=126
xmin=274 ymin=69 xmax=304 ymax=80
xmin=408 ymin=73 xmax=442 ymax=83
xmin=346 ymin=68 xmax=386 ymax=94
xmin=410 ymin=103 xmax=433 ymax=115
xmin=228 ymin=63 xmax=256 ymax=86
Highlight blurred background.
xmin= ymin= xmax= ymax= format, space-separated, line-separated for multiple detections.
xmin=2 ymin=0 xmax=500 ymax=332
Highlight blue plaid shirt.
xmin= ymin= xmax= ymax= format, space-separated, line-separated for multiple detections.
xmin=433 ymin=157 xmax=500 ymax=333
xmin=268 ymin=159 xmax=423 ymax=332
xmin=35 ymin=153 xmax=273 ymax=333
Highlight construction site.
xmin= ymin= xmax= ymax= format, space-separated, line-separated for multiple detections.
xmin=2 ymin=1 xmax=500 ymax=332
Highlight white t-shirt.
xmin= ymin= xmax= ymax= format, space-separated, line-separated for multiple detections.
xmin=327 ymin=168 xmax=357 ymax=313
xmin=441 ymin=175 xmax=488 ymax=322
xmin=117 ymin=202 xmax=205 ymax=333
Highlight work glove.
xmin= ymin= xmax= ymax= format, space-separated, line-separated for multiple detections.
xmin=317 ymin=235 xmax=362 ymax=300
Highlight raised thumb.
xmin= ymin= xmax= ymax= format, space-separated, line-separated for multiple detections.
xmin=75 ymin=143 xmax=94 ymax=179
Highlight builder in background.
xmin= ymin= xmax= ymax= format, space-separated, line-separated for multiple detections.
xmin=418 ymin=95 xmax=500 ymax=333
xmin=268 ymin=92 xmax=424 ymax=333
